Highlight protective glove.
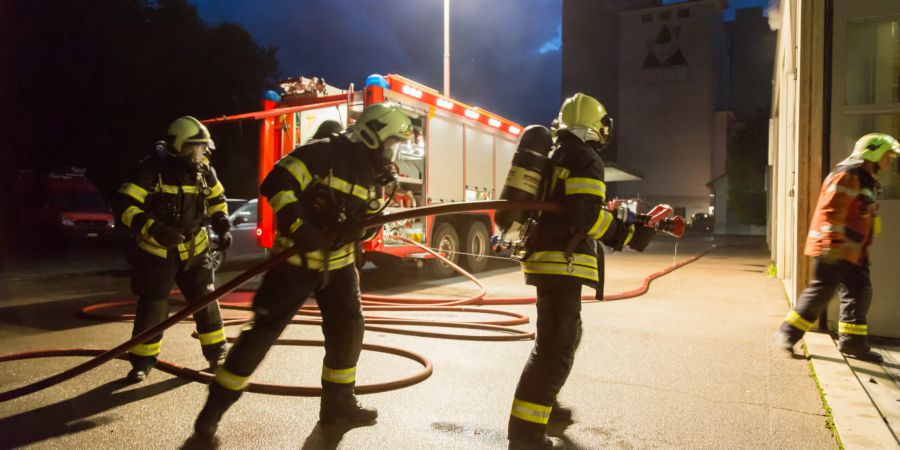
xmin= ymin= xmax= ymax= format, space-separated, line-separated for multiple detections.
xmin=150 ymin=222 xmax=185 ymax=249
xmin=217 ymin=231 xmax=233 ymax=251
xmin=290 ymin=224 xmax=331 ymax=253
xmin=627 ymin=225 xmax=656 ymax=252
xmin=211 ymin=214 xmax=231 ymax=236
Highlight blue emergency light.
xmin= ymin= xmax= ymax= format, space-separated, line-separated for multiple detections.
xmin=365 ymin=74 xmax=390 ymax=89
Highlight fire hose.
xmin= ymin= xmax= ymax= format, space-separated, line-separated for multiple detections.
xmin=0 ymin=200 xmax=709 ymax=402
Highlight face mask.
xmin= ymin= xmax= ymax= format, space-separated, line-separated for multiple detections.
xmin=373 ymin=138 xmax=402 ymax=186
xmin=178 ymin=143 xmax=208 ymax=169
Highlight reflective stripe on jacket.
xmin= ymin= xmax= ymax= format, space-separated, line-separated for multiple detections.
xmin=805 ymin=159 xmax=879 ymax=265
xmin=117 ymin=156 xmax=229 ymax=259
xmin=521 ymin=132 xmax=631 ymax=289
xmin=260 ymin=135 xmax=382 ymax=269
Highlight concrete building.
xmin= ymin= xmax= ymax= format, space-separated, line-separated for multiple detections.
xmin=769 ymin=0 xmax=900 ymax=338
xmin=615 ymin=0 xmax=731 ymax=219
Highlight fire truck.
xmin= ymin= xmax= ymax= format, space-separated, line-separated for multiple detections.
xmin=204 ymin=74 xmax=525 ymax=277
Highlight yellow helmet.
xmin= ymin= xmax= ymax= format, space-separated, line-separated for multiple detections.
xmin=166 ymin=116 xmax=213 ymax=153
xmin=851 ymin=133 xmax=900 ymax=163
xmin=350 ymin=103 xmax=413 ymax=150
xmin=558 ymin=93 xmax=612 ymax=144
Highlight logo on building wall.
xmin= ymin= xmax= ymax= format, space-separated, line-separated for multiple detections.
xmin=642 ymin=25 xmax=689 ymax=84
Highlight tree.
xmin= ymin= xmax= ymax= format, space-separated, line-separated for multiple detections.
xmin=0 ymin=0 xmax=278 ymax=200
xmin=726 ymin=114 xmax=768 ymax=226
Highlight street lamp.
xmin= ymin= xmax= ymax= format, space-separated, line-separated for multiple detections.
xmin=443 ymin=0 xmax=450 ymax=97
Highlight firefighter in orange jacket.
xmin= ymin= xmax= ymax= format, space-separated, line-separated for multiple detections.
xmin=775 ymin=133 xmax=900 ymax=362
xmin=192 ymin=104 xmax=412 ymax=439
xmin=507 ymin=94 xmax=655 ymax=450
xmin=117 ymin=116 xmax=232 ymax=382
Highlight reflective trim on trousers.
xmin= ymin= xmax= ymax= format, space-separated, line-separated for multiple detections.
xmin=322 ymin=365 xmax=356 ymax=384
xmin=129 ymin=341 xmax=161 ymax=357
xmin=215 ymin=366 xmax=250 ymax=391
xmin=119 ymin=183 xmax=148 ymax=203
xmin=784 ymin=310 xmax=812 ymax=332
xmin=197 ymin=328 xmax=226 ymax=346
xmin=510 ymin=398 xmax=552 ymax=425
xmin=838 ymin=322 xmax=868 ymax=336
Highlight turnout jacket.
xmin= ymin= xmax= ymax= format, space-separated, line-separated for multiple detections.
xmin=521 ymin=132 xmax=633 ymax=291
xmin=117 ymin=156 xmax=228 ymax=260
xmin=260 ymin=134 xmax=383 ymax=271
xmin=805 ymin=158 xmax=881 ymax=265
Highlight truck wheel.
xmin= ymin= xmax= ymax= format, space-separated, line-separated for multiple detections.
xmin=426 ymin=222 xmax=460 ymax=278
xmin=462 ymin=221 xmax=489 ymax=273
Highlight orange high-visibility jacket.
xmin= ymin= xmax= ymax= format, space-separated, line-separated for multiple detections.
xmin=805 ymin=159 xmax=880 ymax=265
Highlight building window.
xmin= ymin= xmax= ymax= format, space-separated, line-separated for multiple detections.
xmin=843 ymin=19 xmax=900 ymax=198
xmin=660 ymin=11 xmax=671 ymax=21
xmin=678 ymin=8 xmax=691 ymax=18
xmin=641 ymin=13 xmax=652 ymax=23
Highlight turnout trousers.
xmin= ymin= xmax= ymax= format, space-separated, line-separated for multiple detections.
xmin=128 ymin=248 xmax=226 ymax=368
xmin=509 ymin=275 xmax=584 ymax=442
xmin=212 ymin=263 xmax=364 ymax=395
xmin=779 ymin=257 xmax=874 ymax=351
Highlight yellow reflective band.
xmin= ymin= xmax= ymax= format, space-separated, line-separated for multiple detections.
xmin=565 ymin=177 xmax=607 ymax=198
xmin=588 ymin=209 xmax=614 ymax=239
xmin=322 ymin=365 xmax=356 ymax=384
xmin=270 ymin=190 xmax=298 ymax=213
xmin=526 ymin=251 xmax=597 ymax=267
xmin=177 ymin=230 xmax=209 ymax=260
xmin=874 ymin=216 xmax=882 ymax=235
xmin=326 ymin=175 xmax=369 ymax=201
xmin=623 ymin=225 xmax=635 ymax=246
xmin=279 ymin=156 xmax=313 ymax=190
xmin=207 ymin=202 xmax=228 ymax=217
xmin=278 ymin=242 xmax=356 ymax=271
xmin=505 ymin=166 xmax=542 ymax=195
xmin=289 ymin=218 xmax=304 ymax=233
xmin=138 ymin=240 xmax=168 ymax=258
xmin=510 ymin=398 xmax=552 ymax=425
xmin=140 ymin=218 xmax=155 ymax=237
xmin=197 ymin=328 xmax=226 ymax=346
xmin=784 ymin=310 xmax=812 ymax=332
xmin=119 ymin=183 xmax=148 ymax=203
xmin=838 ymin=322 xmax=868 ymax=336
xmin=159 ymin=184 xmax=201 ymax=194
xmin=215 ymin=366 xmax=250 ymax=391
xmin=521 ymin=261 xmax=599 ymax=282
xmin=121 ymin=206 xmax=142 ymax=228
xmin=129 ymin=341 xmax=161 ymax=357
xmin=207 ymin=181 xmax=224 ymax=199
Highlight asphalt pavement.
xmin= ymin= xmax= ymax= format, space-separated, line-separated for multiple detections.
xmin=0 ymin=235 xmax=887 ymax=449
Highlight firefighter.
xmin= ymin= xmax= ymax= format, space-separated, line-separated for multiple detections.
xmin=117 ymin=116 xmax=232 ymax=382
xmin=192 ymin=103 xmax=412 ymax=438
xmin=775 ymin=133 xmax=900 ymax=363
xmin=507 ymin=93 xmax=654 ymax=450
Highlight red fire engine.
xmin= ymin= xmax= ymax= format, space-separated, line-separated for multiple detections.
xmin=204 ymin=74 xmax=524 ymax=276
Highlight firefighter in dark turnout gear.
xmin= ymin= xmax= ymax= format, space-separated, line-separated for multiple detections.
xmin=117 ymin=116 xmax=232 ymax=383
xmin=193 ymin=104 xmax=413 ymax=439
xmin=775 ymin=133 xmax=900 ymax=363
xmin=508 ymin=94 xmax=654 ymax=450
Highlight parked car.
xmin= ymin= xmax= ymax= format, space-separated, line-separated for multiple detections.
xmin=689 ymin=213 xmax=714 ymax=232
xmin=207 ymin=199 xmax=269 ymax=270
xmin=13 ymin=168 xmax=115 ymax=245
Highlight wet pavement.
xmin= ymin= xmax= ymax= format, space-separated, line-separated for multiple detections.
xmin=0 ymin=235 xmax=868 ymax=449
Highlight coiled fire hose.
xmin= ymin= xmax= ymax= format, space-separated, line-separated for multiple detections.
xmin=0 ymin=200 xmax=711 ymax=401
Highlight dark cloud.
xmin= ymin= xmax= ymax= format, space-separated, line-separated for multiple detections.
xmin=192 ymin=0 xmax=561 ymax=125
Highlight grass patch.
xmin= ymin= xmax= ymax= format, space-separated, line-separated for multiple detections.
xmin=801 ymin=340 xmax=845 ymax=449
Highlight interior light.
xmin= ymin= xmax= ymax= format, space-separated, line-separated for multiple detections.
xmin=508 ymin=126 xmax=521 ymax=135
xmin=464 ymin=109 xmax=480 ymax=120
xmin=488 ymin=118 xmax=502 ymax=128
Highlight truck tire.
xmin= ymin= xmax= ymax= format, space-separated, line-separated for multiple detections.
xmin=461 ymin=221 xmax=489 ymax=273
xmin=426 ymin=222 xmax=460 ymax=278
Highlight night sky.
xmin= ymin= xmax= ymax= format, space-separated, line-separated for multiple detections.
xmin=194 ymin=0 xmax=769 ymax=127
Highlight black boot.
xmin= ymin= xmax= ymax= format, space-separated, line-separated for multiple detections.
xmin=319 ymin=392 xmax=378 ymax=425
xmin=839 ymin=346 xmax=884 ymax=363
xmin=548 ymin=402 xmax=572 ymax=423
xmin=205 ymin=343 xmax=229 ymax=369
xmin=125 ymin=357 xmax=156 ymax=383
xmin=509 ymin=435 xmax=565 ymax=449
xmin=194 ymin=383 xmax=242 ymax=439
